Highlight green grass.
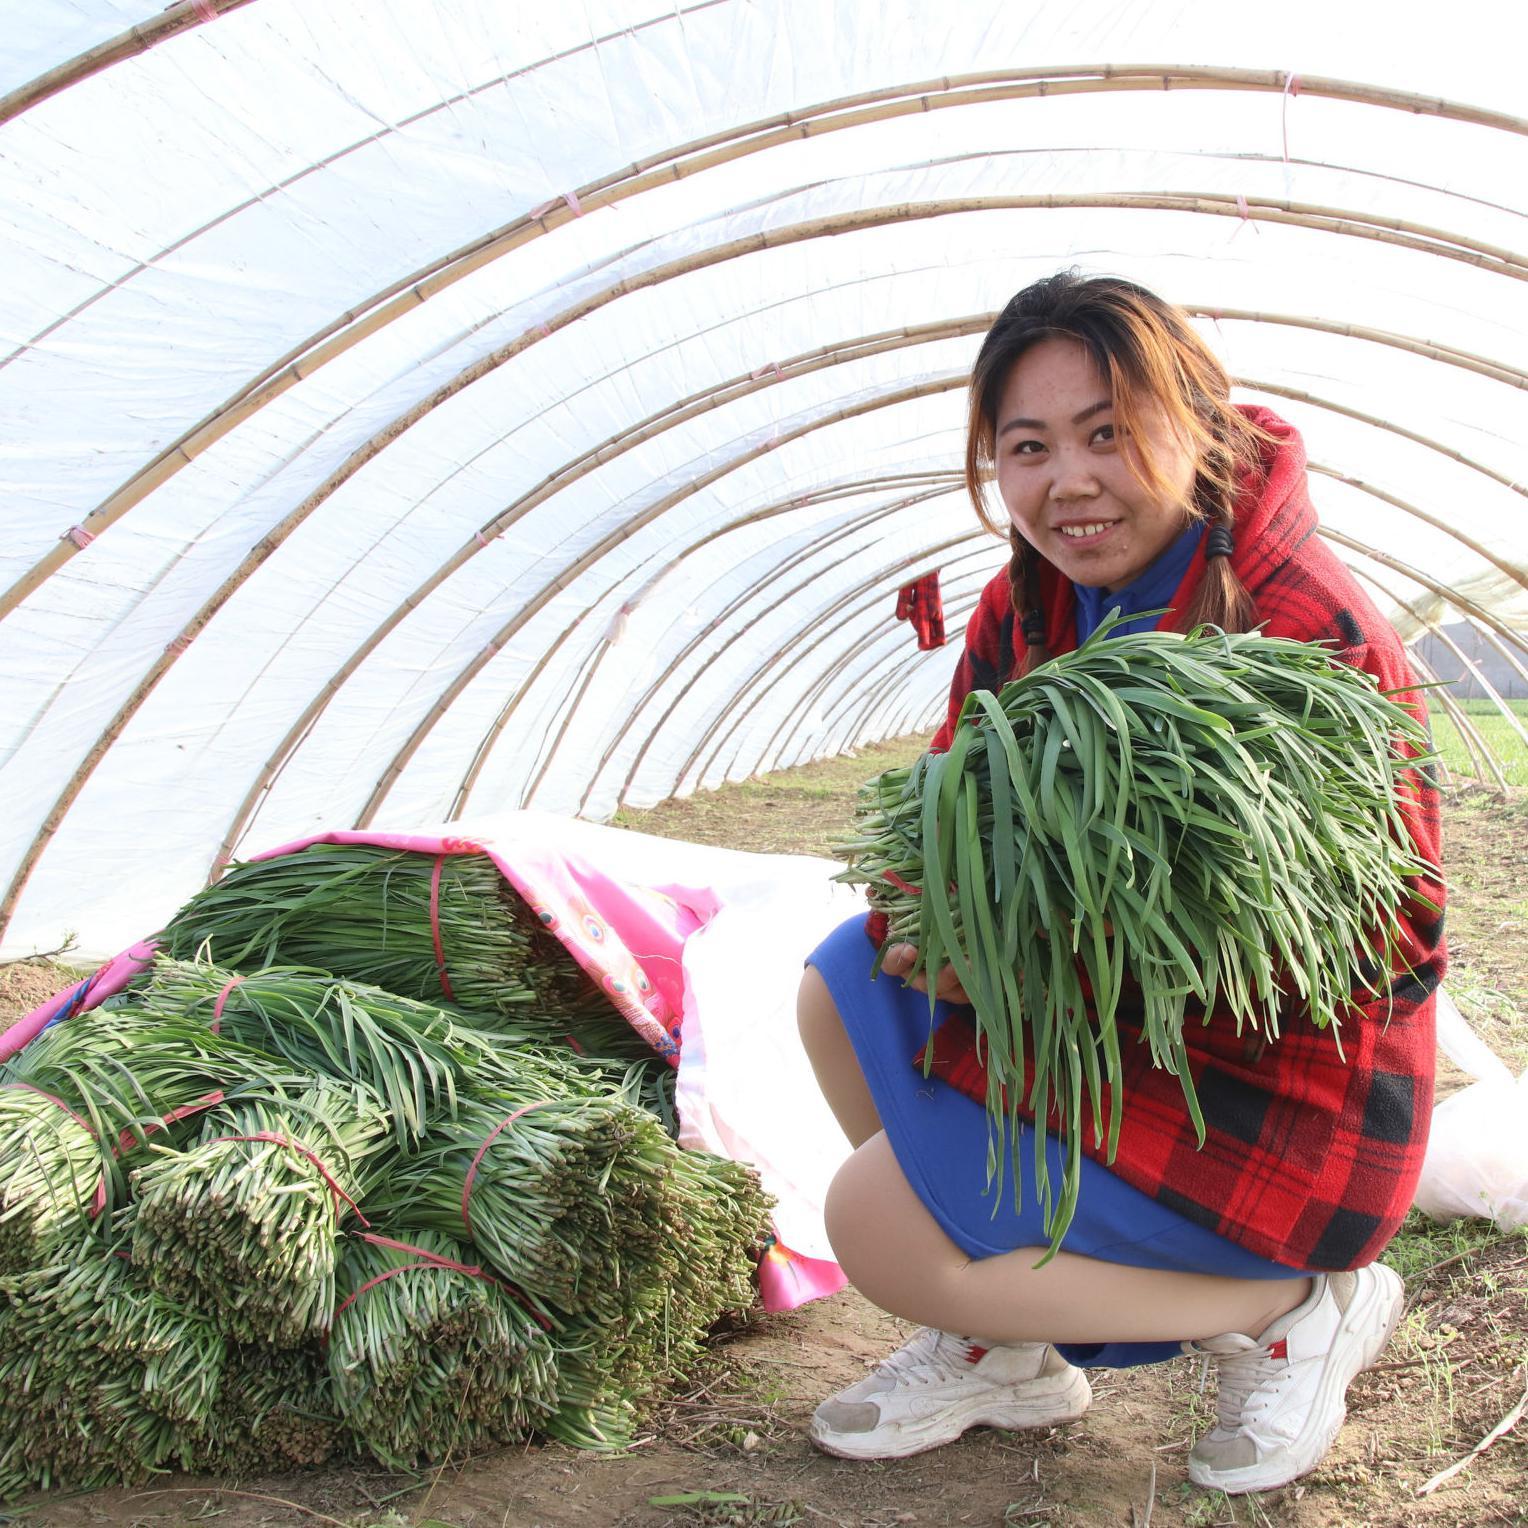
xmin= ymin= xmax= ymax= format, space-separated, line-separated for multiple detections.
xmin=1426 ymin=698 xmax=1528 ymax=788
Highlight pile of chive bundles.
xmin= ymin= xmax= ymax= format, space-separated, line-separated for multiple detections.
xmin=834 ymin=620 xmax=1437 ymax=1253
xmin=0 ymin=846 xmax=772 ymax=1497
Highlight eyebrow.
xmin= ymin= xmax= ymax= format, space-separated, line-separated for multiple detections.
xmin=997 ymin=399 xmax=1112 ymax=436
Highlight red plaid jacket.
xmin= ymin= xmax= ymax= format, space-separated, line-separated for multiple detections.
xmin=894 ymin=407 xmax=1445 ymax=1271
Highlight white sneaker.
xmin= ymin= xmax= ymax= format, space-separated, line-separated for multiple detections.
xmin=807 ymin=1326 xmax=1092 ymax=1461
xmin=1184 ymin=1263 xmax=1405 ymax=1494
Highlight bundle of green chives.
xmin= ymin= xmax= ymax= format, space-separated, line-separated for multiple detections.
xmin=0 ymin=1087 xmax=103 ymax=1275
xmin=369 ymin=1090 xmax=669 ymax=1322
xmin=835 ymin=620 xmax=1437 ymax=1254
xmin=195 ymin=1343 xmax=346 ymax=1474
xmin=326 ymin=1227 xmax=559 ymax=1467
xmin=130 ymin=1082 xmax=393 ymax=1347
xmin=0 ymin=1233 xmax=223 ymax=1497
xmin=139 ymin=960 xmax=470 ymax=1139
xmin=0 ymin=1013 xmax=284 ymax=1271
xmin=161 ymin=844 xmax=594 ymax=1017
xmin=540 ymin=1148 xmax=773 ymax=1449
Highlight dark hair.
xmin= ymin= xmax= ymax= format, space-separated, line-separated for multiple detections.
xmin=965 ymin=272 xmax=1269 ymax=671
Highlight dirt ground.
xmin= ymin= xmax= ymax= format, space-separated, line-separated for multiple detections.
xmin=3 ymin=748 xmax=1525 ymax=1528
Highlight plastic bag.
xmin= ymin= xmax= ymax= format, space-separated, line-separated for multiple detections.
xmin=1413 ymin=988 xmax=1528 ymax=1230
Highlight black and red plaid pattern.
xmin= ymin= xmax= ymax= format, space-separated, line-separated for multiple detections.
xmin=901 ymin=407 xmax=1445 ymax=1271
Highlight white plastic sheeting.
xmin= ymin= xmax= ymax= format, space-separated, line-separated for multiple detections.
xmin=2 ymin=0 xmax=1526 ymax=957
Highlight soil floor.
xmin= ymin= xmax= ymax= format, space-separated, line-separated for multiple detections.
xmin=3 ymin=745 xmax=1525 ymax=1528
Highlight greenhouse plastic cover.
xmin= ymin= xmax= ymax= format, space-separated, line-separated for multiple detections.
xmin=1 ymin=0 xmax=1526 ymax=959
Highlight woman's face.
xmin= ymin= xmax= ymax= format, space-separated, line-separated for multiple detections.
xmin=993 ymin=335 xmax=1200 ymax=592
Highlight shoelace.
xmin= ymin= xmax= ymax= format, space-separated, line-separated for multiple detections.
xmin=1199 ymin=1341 xmax=1288 ymax=1428
xmin=874 ymin=1328 xmax=972 ymax=1386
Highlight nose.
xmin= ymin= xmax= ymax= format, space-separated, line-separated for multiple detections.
xmin=1049 ymin=451 xmax=1101 ymax=501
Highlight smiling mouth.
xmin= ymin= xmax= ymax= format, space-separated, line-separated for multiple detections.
xmin=1056 ymin=521 xmax=1117 ymax=540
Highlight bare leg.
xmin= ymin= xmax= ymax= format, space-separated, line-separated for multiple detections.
xmin=797 ymin=966 xmax=884 ymax=1148
xmin=826 ymin=1132 xmax=1311 ymax=1345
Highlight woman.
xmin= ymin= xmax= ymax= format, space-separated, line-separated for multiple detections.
xmin=799 ymin=273 xmax=1445 ymax=1495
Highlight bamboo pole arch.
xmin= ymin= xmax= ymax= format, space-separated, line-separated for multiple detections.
xmin=1358 ymin=592 xmax=1511 ymax=790
xmin=8 ymin=55 xmax=1523 ymax=372
xmin=512 ymin=482 xmax=961 ymax=816
xmin=4 ymin=267 xmax=1521 ymax=943
xmin=598 ymin=487 xmax=969 ymax=813
xmin=680 ymin=555 xmax=998 ymax=794
xmin=695 ymin=566 xmax=997 ymax=789
xmin=809 ymin=650 xmax=950 ymax=770
xmin=595 ymin=501 xmax=965 ymax=812
xmin=821 ymin=650 xmax=953 ymax=767
xmin=1383 ymin=597 xmax=1528 ymax=753
xmin=661 ymin=554 xmax=995 ymax=798
xmin=9 ymin=161 xmax=1528 ymax=617
xmin=343 ymin=377 xmax=969 ymax=833
xmin=1240 ymin=381 xmax=1528 ymax=502
xmin=0 ymin=0 xmax=256 ymax=123
xmin=573 ymin=554 xmax=989 ymax=816
xmin=322 ymin=315 xmax=1528 ymax=832
xmin=784 ymin=617 xmax=968 ymax=772
xmin=1320 ymin=526 xmax=1528 ymax=661
xmin=1401 ymin=646 xmax=1492 ymax=788
xmin=490 ymin=360 xmax=1528 ymax=817
xmin=1306 ymin=466 xmax=1528 ymax=594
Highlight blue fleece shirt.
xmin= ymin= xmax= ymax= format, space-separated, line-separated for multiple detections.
xmin=1073 ymin=520 xmax=1205 ymax=645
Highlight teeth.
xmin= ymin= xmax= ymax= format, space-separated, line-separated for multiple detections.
xmin=1059 ymin=523 xmax=1111 ymax=538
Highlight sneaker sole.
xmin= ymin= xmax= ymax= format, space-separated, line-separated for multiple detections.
xmin=809 ymin=1367 xmax=1093 ymax=1461
xmin=1188 ymin=1264 xmax=1405 ymax=1495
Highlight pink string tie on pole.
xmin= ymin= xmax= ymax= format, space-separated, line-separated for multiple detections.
xmin=1281 ymin=71 xmax=1302 ymax=170
xmin=189 ymin=0 xmax=219 ymax=21
xmin=61 ymin=526 xmax=95 ymax=550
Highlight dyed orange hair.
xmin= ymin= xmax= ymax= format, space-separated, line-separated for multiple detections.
xmin=964 ymin=272 xmax=1272 ymax=670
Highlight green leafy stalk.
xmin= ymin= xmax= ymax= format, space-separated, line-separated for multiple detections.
xmin=833 ymin=619 xmax=1438 ymax=1257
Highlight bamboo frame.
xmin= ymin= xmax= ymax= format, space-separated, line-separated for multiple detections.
xmin=1320 ymin=526 xmax=1528 ymax=660
xmin=0 ymin=0 xmax=255 ymax=123
xmin=10 ymin=137 xmax=1528 ymax=618
xmin=1187 ymin=309 xmax=1528 ymax=389
xmin=1306 ymin=466 xmax=1528 ymax=593
xmin=758 ymin=566 xmax=993 ymax=781
xmin=517 ymin=482 xmax=960 ymax=817
xmin=343 ymin=377 xmax=969 ymax=833
xmin=1402 ymin=645 xmax=1493 ymax=787
xmin=678 ymin=550 xmax=996 ymax=793
xmin=593 ymin=484 xmax=966 ymax=813
xmin=1375 ymin=589 xmax=1528 ymax=757
xmin=503 ymin=363 xmax=1528 ymax=814
xmin=1475 ymin=624 xmax=1528 ymax=694
xmin=589 ymin=548 xmax=988 ymax=815
xmin=827 ymin=648 xmax=953 ymax=765
xmin=1240 ymin=381 xmax=1528 ymax=502
xmin=516 ymin=486 xmax=959 ymax=806
xmin=784 ymin=618 xmax=968 ymax=769
xmin=4 ymin=273 xmax=1520 ymax=943
xmin=678 ymin=552 xmax=994 ymax=792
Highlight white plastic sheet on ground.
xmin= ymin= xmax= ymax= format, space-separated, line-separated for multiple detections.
xmin=1 ymin=0 xmax=1526 ymax=957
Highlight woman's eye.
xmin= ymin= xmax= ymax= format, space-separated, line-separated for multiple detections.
xmin=1091 ymin=423 xmax=1116 ymax=444
xmin=1013 ymin=439 xmax=1045 ymax=456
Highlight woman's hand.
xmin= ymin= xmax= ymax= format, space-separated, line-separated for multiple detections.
xmin=880 ymin=943 xmax=972 ymax=1005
